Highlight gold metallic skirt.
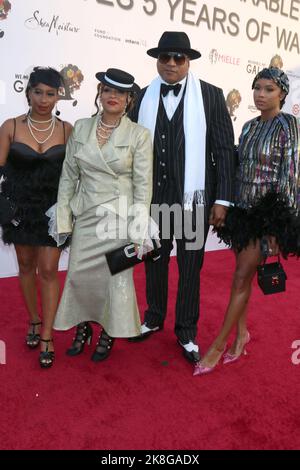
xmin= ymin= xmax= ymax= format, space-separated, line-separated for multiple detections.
xmin=54 ymin=206 xmax=141 ymax=337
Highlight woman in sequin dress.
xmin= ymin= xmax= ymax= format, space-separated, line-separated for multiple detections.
xmin=53 ymin=68 xmax=153 ymax=362
xmin=194 ymin=67 xmax=300 ymax=376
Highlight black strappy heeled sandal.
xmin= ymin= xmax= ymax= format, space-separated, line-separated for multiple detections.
xmin=39 ymin=339 xmax=54 ymax=368
xmin=66 ymin=322 xmax=93 ymax=356
xmin=91 ymin=330 xmax=114 ymax=362
xmin=26 ymin=320 xmax=42 ymax=349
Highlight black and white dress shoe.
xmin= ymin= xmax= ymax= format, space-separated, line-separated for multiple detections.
xmin=128 ymin=323 xmax=163 ymax=342
xmin=177 ymin=340 xmax=201 ymax=363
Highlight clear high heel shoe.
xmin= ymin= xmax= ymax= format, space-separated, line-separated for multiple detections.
xmin=193 ymin=345 xmax=226 ymax=376
xmin=223 ymin=331 xmax=251 ymax=365
xmin=193 ymin=362 xmax=216 ymax=376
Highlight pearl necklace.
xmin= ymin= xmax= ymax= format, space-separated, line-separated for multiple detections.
xmin=28 ymin=116 xmax=53 ymax=123
xmin=28 ymin=115 xmax=54 ymax=132
xmin=27 ymin=115 xmax=56 ymax=145
xmin=96 ymin=114 xmax=120 ymax=146
xmin=99 ymin=116 xmax=118 ymax=128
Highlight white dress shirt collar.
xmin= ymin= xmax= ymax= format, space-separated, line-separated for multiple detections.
xmin=160 ymin=76 xmax=187 ymax=120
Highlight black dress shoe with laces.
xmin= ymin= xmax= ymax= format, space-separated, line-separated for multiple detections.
xmin=177 ymin=340 xmax=201 ymax=363
xmin=128 ymin=323 xmax=163 ymax=342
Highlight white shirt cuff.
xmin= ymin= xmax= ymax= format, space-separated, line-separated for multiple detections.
xmin=214 ymin=200 xmax=232 ymax=207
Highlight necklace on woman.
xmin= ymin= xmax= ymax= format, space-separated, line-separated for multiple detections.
xmin=27 ymin=114 xmax=56 ymax=145
xmin=28 ymin=115 xmax=53 ymax=124
xmin=96 ymin=113 xmax=121 ymax=147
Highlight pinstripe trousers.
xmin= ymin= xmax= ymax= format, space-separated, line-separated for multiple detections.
xmin=144 ymin=186 xmax=210 ymax=344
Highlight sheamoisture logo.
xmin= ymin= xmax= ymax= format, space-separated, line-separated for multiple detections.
xmin=25 ymin=10 xmax=80 ymax=36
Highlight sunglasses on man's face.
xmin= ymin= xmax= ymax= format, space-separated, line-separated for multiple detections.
xmin=158 ymin=52 xmax=187 ymax=66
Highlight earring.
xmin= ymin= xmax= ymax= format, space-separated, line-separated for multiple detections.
xmin=55 ymin=104 xmax=60 ymax=116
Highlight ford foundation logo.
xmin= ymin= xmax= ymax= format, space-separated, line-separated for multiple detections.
xmin=59 ymin=64 xmax=84 ymax=107
xmin=0 ymin=0 xmax=12 ymax=38
xmin=226 ymin=89 xmax=242 ymax=121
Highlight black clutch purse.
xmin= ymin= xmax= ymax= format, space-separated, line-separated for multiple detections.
xmin=0 ymin=193 xmax=18 ymax=225
xmin=105 ymin=239 xmax=161 ymax=275
xmin=257 ymin=239 xmax=287 ymax=295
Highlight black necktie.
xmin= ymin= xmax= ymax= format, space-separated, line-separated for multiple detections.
xmin=160 ymin=83 xmax=182 ymax=97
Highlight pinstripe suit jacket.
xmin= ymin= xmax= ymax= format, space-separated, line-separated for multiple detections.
xmin=130 ymin=79 xmax=236 ymax=209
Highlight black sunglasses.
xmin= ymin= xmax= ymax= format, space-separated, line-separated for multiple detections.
xmin=158 ymin=52 xmax=187 ymax=66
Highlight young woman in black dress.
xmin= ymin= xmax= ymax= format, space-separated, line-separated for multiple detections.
xmin=0 ymin=67 xmax=72 ymax=368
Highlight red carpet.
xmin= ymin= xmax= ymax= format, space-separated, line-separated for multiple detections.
xmin=0 ymin=249 xmax=299 ymax=450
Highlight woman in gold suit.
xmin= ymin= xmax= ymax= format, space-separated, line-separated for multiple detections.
xmin=54 ymin=68 xmax=153 ymax=362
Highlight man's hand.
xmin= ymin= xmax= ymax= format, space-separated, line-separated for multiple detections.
xmin=209 ymin=204 xmax=228 ymax=228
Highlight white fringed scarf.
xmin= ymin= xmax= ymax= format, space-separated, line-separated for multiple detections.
xmin=138 ymin=71 xmax=206 ymax=210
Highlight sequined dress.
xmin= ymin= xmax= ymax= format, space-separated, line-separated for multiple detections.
xmin=217 ymin=112 xmax=300 ymax=256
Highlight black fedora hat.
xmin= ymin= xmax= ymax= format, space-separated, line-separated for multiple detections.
xmin=95 ymin=68 xmax=140 ymax=93
xmin=147 ymin=31 xmax=201 ymax=60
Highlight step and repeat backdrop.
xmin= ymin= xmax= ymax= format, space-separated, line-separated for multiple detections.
xmin=1 ymin=0 xmax=300 ymax=276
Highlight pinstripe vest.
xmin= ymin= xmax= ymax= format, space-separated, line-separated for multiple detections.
xmin=152 ymin=94 xmax=185 ymax=204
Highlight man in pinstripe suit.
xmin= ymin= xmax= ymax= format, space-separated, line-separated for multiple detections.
xmin=129 ymin=32 xmax=235 ymax=363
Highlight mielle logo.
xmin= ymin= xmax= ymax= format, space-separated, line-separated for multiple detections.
xmin=0 ymin=340 xmax=6 ymax=365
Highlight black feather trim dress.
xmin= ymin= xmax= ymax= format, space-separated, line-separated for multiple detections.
xmin=216 ymin=113 xmax=300 ymax=258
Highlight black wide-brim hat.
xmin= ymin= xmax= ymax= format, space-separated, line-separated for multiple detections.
xmin=95 ymin=68 xmax=140 ymax=93
xmin=147 ymin=31 xmax=201 ymax=60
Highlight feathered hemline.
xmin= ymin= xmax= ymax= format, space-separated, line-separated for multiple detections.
xmin=216 ymin=191 xmax=300 ymax=258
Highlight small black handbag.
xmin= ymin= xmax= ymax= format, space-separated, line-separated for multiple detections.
xmin=105 ymin=239 xmax=161 ymax=275
xmin=257 ymin=239 xmax=287 ymax=295
xmin=0 ymin=193 xmax=18 ymax=225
